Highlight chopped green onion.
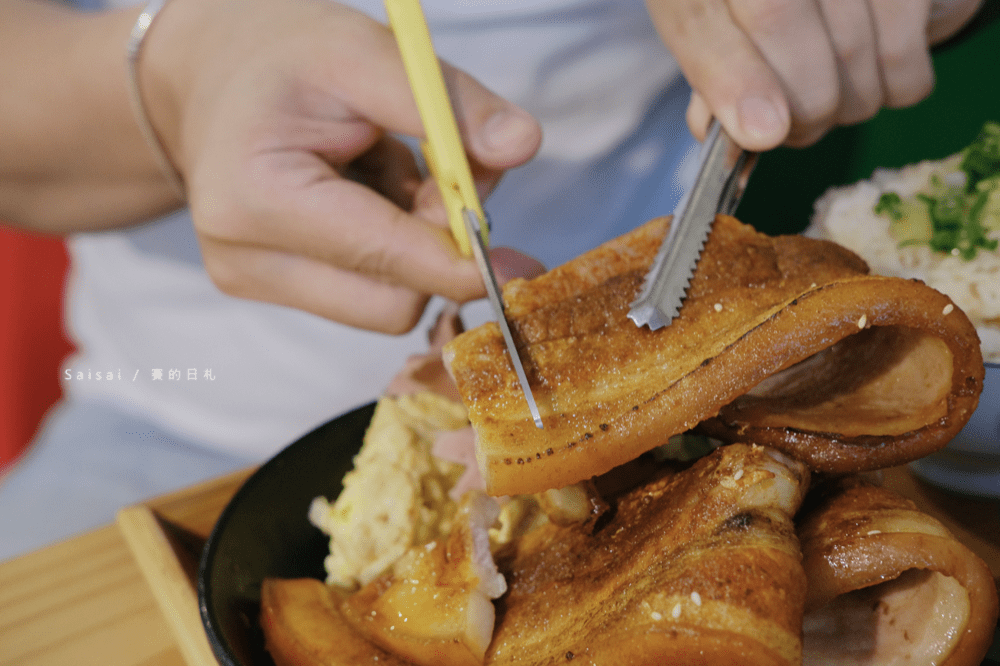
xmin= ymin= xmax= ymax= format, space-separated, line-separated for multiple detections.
xmin=873 ymin=121 xmax=1000 ymax=261
xmin=874 ymin=192 xmax=904 ymax=220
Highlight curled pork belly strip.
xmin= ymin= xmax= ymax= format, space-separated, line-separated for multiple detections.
xmin=487 ymin=444 xmax=810 ymax=666
xmin=443 ymin=216 xmax=984 ymax=496
xmin=339 ymin=492 xmax=507 ymax=666
xmin=798 ymin=476 xmax=999 ymax=666
xmin=261 ymin=577 xmax=412 ymax=666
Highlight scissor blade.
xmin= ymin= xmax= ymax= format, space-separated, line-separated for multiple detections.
xmin=628 ymin=120 xmax=756 ymax=330
xmin=463 ymin=208 xmax=544 ymax=429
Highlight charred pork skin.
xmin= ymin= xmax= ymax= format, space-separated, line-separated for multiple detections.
xmin=444 ymin=216 xmax=984 ymax=496
xmin=486 ymin=444 xmax=810 ymax=666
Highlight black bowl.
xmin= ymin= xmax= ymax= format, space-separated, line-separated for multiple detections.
xmin=197 ymin=402 xmax=375 ymax=666
xmin=197 ymin=400 xmax=1000 ymax=666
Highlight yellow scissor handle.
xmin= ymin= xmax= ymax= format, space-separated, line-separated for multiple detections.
xmin=385 ymin=0 xmax=486 ymax=257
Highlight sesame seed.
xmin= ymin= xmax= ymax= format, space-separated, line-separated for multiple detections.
xmin=733 ymin=469 xmax=744 ymax=481
xmin=672 ymin=603 xmax=682 ymax=618
xmin=857 ymin=314 xmax=867 ymax=329
xmin=651 ymin=611 xmax=663 ymax=621
xmin=714 ymin=303 xmax=723 ymax=312
xmin=867 ymin=530 xmax=882 ymax=536
xmin=691 ymin=591 xmax=702 ymax=606
xmin=943 ymin=304 xmax=954 ymax=315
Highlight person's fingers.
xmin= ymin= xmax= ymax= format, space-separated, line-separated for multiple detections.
xmin=200 ymin=163 xmax=492 ymax=298
xmin=312 ymin=17 xmax=540 ymax=172
xmin=442 ymin=65 xmax=542 ymax=170
xmin=816 ymin=0 xmax=883 ymax=128
xmin=685 ymin=91 xmax=714 ymax=143
xmin=168 ymin=0 xmax=546 ymax=331
xmin=200 ymin=239 xmax=438 ymax=334
xmin=337 ymin=134 xmax=422 ymax=211
xmin=426 ymin=63 xmax=542 ymax=205
xmin=162 ymin=1 xmax=541 ymax=191
xmin=489 ymin=247 xmax=547 ymax=286
xmin=869 ymin=0 xmax=935 ymax=108
xmin=199 ymin=231 xmax=546 ymax=335
xmin=926 ymin=0 xmax=983 ymax=43
xmin=646 ymin=0 xmax=791 ymax=151
xmin=725 ymin=0 xmax=841 ymax=147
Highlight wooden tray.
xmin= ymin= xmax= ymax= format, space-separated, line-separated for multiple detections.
xmin=115 ymin=467 xmax=256 ymax=666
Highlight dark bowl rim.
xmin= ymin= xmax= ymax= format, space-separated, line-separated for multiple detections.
xmin=195 ymin=401 xmax=376 ymax=666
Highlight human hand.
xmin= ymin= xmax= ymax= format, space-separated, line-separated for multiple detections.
xmin=645 ymin=0 xmax=983 ymax=150
xmin=137 ymin=0 xmax=542 ymax=334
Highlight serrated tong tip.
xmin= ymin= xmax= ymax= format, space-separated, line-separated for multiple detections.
xmin=628 ymin=121 xmax=756 ymax=330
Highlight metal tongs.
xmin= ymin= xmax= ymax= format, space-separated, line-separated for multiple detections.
xmin=628 ymin=121 xmax=757 ymax=330
xmin=385 ymin=0 xmax=543 ymax=428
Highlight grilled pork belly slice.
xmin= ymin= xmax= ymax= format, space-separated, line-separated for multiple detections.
xmin=339 ymin=492 xmax=507 ymax=666
xmin=798 ymin=476 xmax=999 ymax=666
xmin=443 ymin=215 xmax=984 ymax=496
xmin=261 ymin=577 xmax=411 ymax=666
xmin=486 ymin=443 xmax=810 ymax=666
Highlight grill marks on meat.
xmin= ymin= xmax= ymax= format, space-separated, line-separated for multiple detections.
xmin=443 ymin=216 xmax=985 ymax=496
xmin=486 ymin=444 xmax=810 ymax=666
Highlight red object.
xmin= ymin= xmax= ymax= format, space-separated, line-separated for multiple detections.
xmin=0 ymin=226 xmax=75 ymax=473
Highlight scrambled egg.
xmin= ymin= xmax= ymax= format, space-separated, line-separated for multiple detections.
xmin=308 ymin=390 xmax=586 ymax=590
xmin=308 ymin=392 xmax=468 ymax=589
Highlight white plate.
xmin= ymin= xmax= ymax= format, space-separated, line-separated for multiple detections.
xmin=910 ymin=363 xmax=1000 ymax=498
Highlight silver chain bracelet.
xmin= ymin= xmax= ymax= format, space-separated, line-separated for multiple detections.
xmin=125 ymin=0 xmax=185 ymax=196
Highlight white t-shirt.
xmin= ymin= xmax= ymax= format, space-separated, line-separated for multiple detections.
xmin=64 ymin=0 xmax=697 ymax=459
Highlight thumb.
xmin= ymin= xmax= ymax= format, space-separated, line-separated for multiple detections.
xmin=687 ymin=89 xmax=790 ymax=152
xmin=334 ymin=12 xmax=541 ymax=169
xmin=443 ymin=67 xmax=542 ymax=170
xmin=436 ymin=65 xmax=541 ymax=207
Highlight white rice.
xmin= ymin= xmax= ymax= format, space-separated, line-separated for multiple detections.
xmin=805 ymin=154 xmax=1000 ymax=363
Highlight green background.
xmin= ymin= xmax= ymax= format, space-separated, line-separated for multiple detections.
xmin=736 ymin=1 xmax=1000 ymax=236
